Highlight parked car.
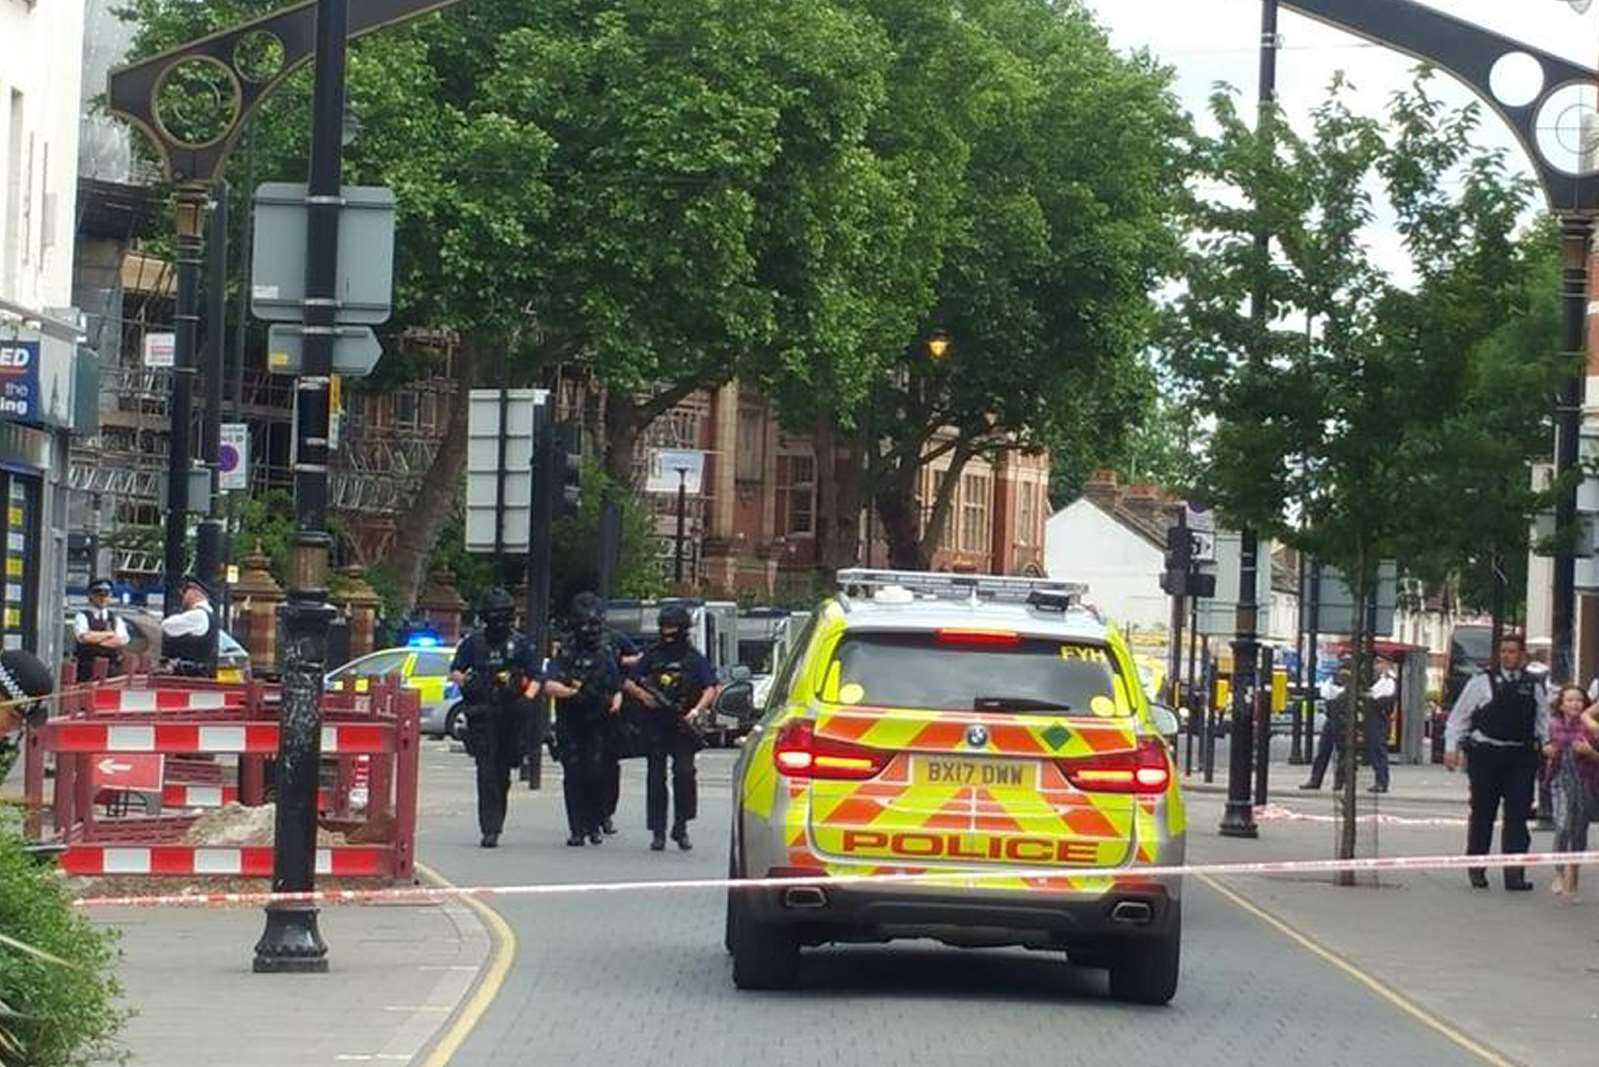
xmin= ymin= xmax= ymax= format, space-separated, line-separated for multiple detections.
xmin=324 ymin=644 xmax=460 ymax=737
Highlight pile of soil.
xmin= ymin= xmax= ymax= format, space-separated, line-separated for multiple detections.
xmin=181 ymin=803 xmax=348 ymax=847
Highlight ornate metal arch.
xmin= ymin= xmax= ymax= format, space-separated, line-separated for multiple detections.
xmin=106 ymin=0 xmax=460 ymax=187
xmin=1284 ymin=0 xmax=1599 ymax=212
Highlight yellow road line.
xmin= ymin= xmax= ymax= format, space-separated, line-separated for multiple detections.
xmin=1199 ymin=874 xmax=1519 ymax=1067
xmin=414 ymin=862 xmax=516 ymax=1067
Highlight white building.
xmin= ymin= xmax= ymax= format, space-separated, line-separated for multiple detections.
xmin=0 ymin=0 xmax=93 ymax=665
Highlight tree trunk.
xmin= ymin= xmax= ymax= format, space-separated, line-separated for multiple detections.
xmin=602 ymin=388 xmax=640 ymax=486
xmin=875 ymin=450 xmax=925 ymax=569
xmin=382 ymin=333 xmax=484 ymax=610
xmin=915 ymin=444 xmax=975 ymax=566
xmin=810 ymin=409 xmax=862 ymax=581
xmin=1337 ymin=547 xmax=1368 ymax=886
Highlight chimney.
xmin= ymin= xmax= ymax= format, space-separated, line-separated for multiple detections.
xmin=1082 ymin=469 xmax=1119 ymax=510
xmin=1122 ymin=481 xmax=1163 ymax=525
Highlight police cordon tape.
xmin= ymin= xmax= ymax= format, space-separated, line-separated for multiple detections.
xmin=73 ymin=847 xmax=1599 ymax=910
xmin=1254 ymin=802 xmax=1469 ymax=828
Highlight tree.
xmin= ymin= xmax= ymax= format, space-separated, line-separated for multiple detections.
xmin=122 ymin=0 xmax=909 ymax=606
xmin=1173 ymin=72 xmax=1562 ymax=867
xmin=846 ymin=0 xmax=1188 ymax=569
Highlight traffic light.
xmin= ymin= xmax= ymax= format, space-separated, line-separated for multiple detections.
xmin=1160 ymin=524 xmax=1193 ymax=596
xmin=556 ymin=421 xmax=582 ymax=519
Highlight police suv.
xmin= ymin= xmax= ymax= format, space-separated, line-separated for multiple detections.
xmin=726 ymin=570 xmax=1185 ymax=1003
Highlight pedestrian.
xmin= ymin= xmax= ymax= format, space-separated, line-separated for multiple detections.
xmin=1299 ymin=659 xmax=1353 ymax=791
xmin=544 ymin=594 xmax=624 ymax=846
xmin=626 ymin=604 xmax=718 ymax=851
xmin=1443 ymin=633 xmax=1550 ymax=891
xmin=160 ymin=575 xmax=218 ymax=676
xmin=72 ymin=578 xmax=131 ymax=684
xmin=1544 ymin=685 xmax=1599 ymax=901
xmin=449 ymin=588 xmax=540 ymax=848
xmin=1362 ymin=654 xmax=1396 ymax=794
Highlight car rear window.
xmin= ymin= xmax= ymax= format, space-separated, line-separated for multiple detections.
xmin=820 ymin=632 xmax=1131 ymax=715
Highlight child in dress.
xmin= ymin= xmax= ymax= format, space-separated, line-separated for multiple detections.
xmin=1544 ymin=685 xmax=1599 ymax=901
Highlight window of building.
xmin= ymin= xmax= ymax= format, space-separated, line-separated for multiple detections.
xmin=419 ymin=391 xmax=437 ymax=433
xmin=962 ymin=474 xmax=990 ymax=554
xmin=1017 ymin=481 xmax=1036 ymax=547
xmin=775 ymin=454 xmax=815 ymax=536
xmin=395 ymin=391 xmax=417 ymax=430
xmin=735 ymin=407 xmax=764 ymax=482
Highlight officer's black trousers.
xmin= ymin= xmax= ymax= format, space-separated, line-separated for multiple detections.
xmin=646 ymin=726 xmax=699 ymax=832
xmin=469 ymin=706 xmax=523 ymax=837
xmin=1465 ymin=743 xmax=1538 ymax=884
xmin=1362 ymin=712 xmax=1390 ymax=790
xmin=558 ymin=715 xmax=607 ymax=837
xmin=1306 ymin=724 xmax=1344 ymax=789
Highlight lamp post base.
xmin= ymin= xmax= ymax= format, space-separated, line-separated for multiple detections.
xmin=1218 ymin=803 xmax=1259 ymax=839
xmin=253 ymin=903 xmax=328 ymax=973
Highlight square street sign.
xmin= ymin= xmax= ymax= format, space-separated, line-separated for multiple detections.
xmin=251 ymin=183 xmax=396 ymax=325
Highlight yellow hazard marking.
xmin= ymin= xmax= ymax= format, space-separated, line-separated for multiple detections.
xmin=838 ymin=682 xmax=864 ymax=705
xmin=414 ymin=863 xmax=515 ymax=1067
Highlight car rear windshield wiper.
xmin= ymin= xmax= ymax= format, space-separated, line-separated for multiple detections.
xmin=973 ymin=696 xmax=1074 ymax=711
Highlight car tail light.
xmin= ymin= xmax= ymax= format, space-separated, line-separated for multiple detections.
xmin=935 ymin=627 xmax=1021 ymax=646
xmin=773 ymin=720 xmax=890 ymax=780
xmin=1058 ymin=737 xmax=1171 ymax=795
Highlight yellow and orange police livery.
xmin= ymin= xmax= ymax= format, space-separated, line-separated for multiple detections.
xmin=727 ymin=570 xmax=1185 ymax=1003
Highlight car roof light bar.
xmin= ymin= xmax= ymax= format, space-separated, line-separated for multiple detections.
xmin=835 ymin=568 xmax=1088 ymax=607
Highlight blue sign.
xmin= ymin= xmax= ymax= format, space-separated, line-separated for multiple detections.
xmin=0 ymin=340 xmax=40 ymax=422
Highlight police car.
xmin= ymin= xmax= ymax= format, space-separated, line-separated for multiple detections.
xmin=324 ymin=639 xmax=460 ymax=737
xmin=726 ymin=570 xmax=1185 ymax=1003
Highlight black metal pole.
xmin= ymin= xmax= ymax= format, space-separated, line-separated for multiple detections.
xmin=195 ymin=183 xmax=229 ymax=662
xmin=254 ymin=0 xmax=347 ymax=974
xmin=525 ymin=395 xmax=555 ymax=792
xmin=1289 ymin=552 xmax=1306 ymax=764
xmin=1554 ymin=214 xmax=1590 ymax=686
xmin=1253 ymin=643 xmax=1274 ymax=807
xmin=1202 ymin=645 xmax=1217 ymax=784
xmin=674 ymin=468 xmax=687 ymax=584
xmin=1184 ymin=592 xmax=1200 ymax=775
xmin=224 ymin=122 xmax=256 ymax=632
xmin=1304 ymin=561 xmax=1321 ymax=771
xmin=162 ymin=187 xmax=206 ymax=610
xmin=493 ymin=351 xmax=509 ymax=583
xmin=1220 ymin=0 xmax=1276 ymax=839
xmin=1166 ymin=510 xmax=1188 ymax=710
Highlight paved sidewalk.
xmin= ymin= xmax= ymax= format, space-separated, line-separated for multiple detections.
xmin=1185 ymin=790 xmax=1599 ymax=1067
xmin=1178 ymin=733 xmax=1469 ymax=805
xmin=90 ymin=893 xmax=490 ymax=1066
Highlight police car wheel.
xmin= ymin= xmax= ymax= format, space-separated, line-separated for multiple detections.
xmin=723 ymin=852 xmax=737 ymax=956
xmin=730 ymin=892 xmax=798 ymax=990
xmin=1107 ymin=903 xmax=1181 ymax=1005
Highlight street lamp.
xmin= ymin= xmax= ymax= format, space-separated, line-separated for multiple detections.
xmin=673 ymin=466 xmax=690 ymax=585
xmin=926 ymin=329 xmax=952 ymax=361
xmin=1556 ymin=1 xmax=1594 ymax=14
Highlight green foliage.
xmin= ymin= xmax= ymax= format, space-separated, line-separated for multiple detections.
xmin=428 ymin=507 xmax=501 ymax=616
xmin=230 ymin=489 xmax=295 ymax=584
xmin=1171 ymin=71 xmax=1562 ymax=621
xmin=549 ymin=463 xmax=664 ymax=611
xmin=0 ymin=830 xmax=126 ymax=1066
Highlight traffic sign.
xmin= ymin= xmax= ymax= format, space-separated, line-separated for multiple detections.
xmin=465 ymin=388 xmax=547 ymax=554
xmin=219 ymin=423 xmax=249 ymax=491
xmin=251 ymin=183 xmax=396 ymax=325
xmin=265 ymin=325 xmax=383 ymax=376
xmin=646 ymin=449 xmax=705 ymax=494
xmin=91 ymin=753 xmax=164 ymax=794
xmin=143 ymin=332 xmax=175 ymax=368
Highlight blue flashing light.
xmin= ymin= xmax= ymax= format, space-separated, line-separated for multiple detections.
xmin=406 ymin=634 xmax=441 ymax=648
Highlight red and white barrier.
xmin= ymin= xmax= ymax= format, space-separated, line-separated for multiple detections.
xmin=160 ymin=783 xmax=240 ymax=808
xmin=48 ymin=721 xmax=392 ymax=755
xmin=61 ymin=844 xmax=390 ymax=878
xmin=92 ymin=688 xmax=242 ymax=713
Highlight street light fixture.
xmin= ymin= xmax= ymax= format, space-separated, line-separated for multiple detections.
xmin=1557 ymin=1 xmax=1594 ymax=15
xmin=926 ymin=330 xmax=952 ymax=361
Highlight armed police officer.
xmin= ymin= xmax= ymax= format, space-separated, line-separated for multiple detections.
xmin=544 ymin=594 xmax=624 ymax=846
xmin=72 ymin=578 xmax=131 ymax=683
xmin=625 ymin=605 xmax=718 ymax=851
xmin=449 ymin=588 xmax=540 ymax=848
xmin=1444 ymin=633 xmax=1550 ymax=891
xmin=563 ymin=593 xmax=642 ymax=837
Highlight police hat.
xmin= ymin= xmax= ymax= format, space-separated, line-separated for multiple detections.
xmin=88 ymin=578 xmax=114 ymax=596
xmin=181 ymin=574 xmax=216 ymax=600
xmin=571 ymin=592 xmax=605 ymax=624
xmin=478 ymin=587 xmax=515 ymax=619
xmin=657 ymin=604 xmax=692 ymax=631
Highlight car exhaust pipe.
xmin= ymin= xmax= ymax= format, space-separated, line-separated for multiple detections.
xmin=783 ymin=886 xmax=829 ymax=910
xmin=1110 ymin=900 xmax=1153 ymax=925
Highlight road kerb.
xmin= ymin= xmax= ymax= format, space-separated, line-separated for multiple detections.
xmin=412 ymin=861 xmax=517 ymax=1067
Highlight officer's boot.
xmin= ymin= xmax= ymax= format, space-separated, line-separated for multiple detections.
xmin=650 ymin=830 xmax=667 ymax=851
xmin=671 ymin=820 xmax=692 ymax=851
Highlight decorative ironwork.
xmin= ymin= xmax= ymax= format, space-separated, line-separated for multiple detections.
xmin=1283 ymin=0 xmax=1599 ymax=211
xmin=105 ymin=0 xmax=462 ymax=186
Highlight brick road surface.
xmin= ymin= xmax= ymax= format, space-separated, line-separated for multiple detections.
xmin=413 ymin=743 xmax=1498 ymax=1067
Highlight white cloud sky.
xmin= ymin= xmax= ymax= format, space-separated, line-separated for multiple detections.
xmin=1086 ymin=0 xmax=1599 ymax=282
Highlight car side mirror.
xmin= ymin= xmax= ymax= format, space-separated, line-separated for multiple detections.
xmin=714 ymin=680 xmax=757 ymax=725
xmin=1149 ymin=704 xmax=1181 ymax=740
xmin=729 ymin=664 xmax=753 ymax=683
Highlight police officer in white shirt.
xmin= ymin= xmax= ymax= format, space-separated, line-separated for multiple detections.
xmin=1363 ymin=655 xmax=1397 ymax=793
xmin=1443 ymin=633 xmax=1550 ymax=891
xmin=161 ymin=575 xmax=219 ymax=676
xmin=72 ymin=578 xmax=131 ymax=683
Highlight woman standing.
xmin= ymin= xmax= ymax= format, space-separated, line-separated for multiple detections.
xmin=1544 ymin=685 xmax=1599 ymax=900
